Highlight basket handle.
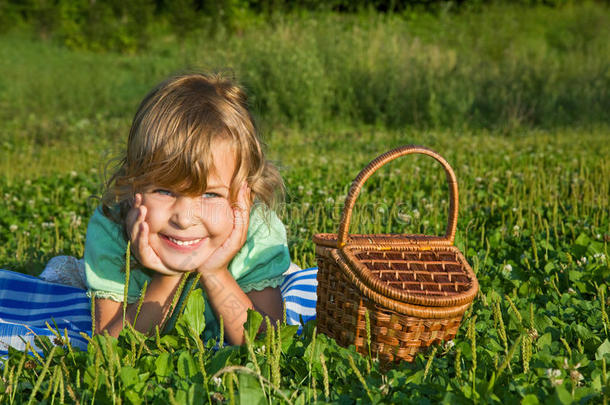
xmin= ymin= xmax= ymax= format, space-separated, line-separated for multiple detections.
xmin=337 ymin=145 xmax=459 ymax=247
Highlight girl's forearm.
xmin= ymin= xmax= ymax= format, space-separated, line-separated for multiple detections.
xmin=103 ymin=273 xmax=184 ymax=337
xmin=199 ymin=268 xmax=254 ymax=345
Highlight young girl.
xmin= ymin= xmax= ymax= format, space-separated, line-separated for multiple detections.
xmin=86 ymin=73 xmax=290 ymax=344
xmin=0 ymin=72 xmax=317 ymax=355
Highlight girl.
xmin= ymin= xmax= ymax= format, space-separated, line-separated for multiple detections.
xmin=86 ymin=73 xmax=290 ymax=344
xmin=0 ymin=72 xmax=317 ymax=355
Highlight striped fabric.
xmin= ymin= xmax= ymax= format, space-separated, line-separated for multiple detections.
xmin=0 ymin=266 xmax=318 ymax=355
xmin=281 ymin=267 xmax=318 ymax=330
xmin=0 ymin=269 xmax=91 ymax=356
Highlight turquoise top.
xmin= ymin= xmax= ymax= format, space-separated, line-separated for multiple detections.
xmin=83 ymin=204 xmax=290 ymax=340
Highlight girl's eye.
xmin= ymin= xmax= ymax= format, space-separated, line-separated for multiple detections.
xmin=153 ymin=189 xmax=174 ymax=196
xmin=203 ymin=192 xmax=221 ymax=199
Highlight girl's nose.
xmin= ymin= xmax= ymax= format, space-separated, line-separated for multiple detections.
xmin=170 ymin=197 xmax=201 ymax=229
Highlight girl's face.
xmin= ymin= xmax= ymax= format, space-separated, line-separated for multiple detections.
xmin=139 ymin=141 xmax=236 ymax=272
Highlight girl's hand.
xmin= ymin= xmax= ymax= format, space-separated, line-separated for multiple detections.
xmin=127 ymin=193 xmax=183 ymax=276
xmin=197 ymin=183 xmax=251 ymax=275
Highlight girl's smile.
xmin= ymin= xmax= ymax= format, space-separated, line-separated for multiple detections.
xmin=139 ymin=141 xmax=237 ymax=272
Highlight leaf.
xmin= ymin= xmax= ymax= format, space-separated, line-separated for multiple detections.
xmin=536 ymin=332 xmax=552 ymax=350
xmin=280 ymin=324 xmax=300 ymax=352
xmin=237 ymin=372 xmax=266 ymax=405
xmin=175 ymin=389 xmax=188 ymax=405
xmin=553 ymin=385 xmax=573 ymax=405
xmin=521 ymin=394 xmax=540 ymax=405
xmin=119 ymin=366 xmax=139 ymax=388
xmin=243 ymin=309 xmax=263 ymax=343
xmin=595 ymin=339 xmax=610 ymax=360
xmin=207 ymin=346 xmax=236 ymax=376
xmin=126 ymin=390 xmax=144 ymax=405
xmin=155 ymin=352 xmax=172 ymax=378
xmin=177 ymin=351 xmax=197 ymax=379
xmin=573 ymin=324 xmax=601 ymax=344
xmin=187 ymin=383 xmax=205 ymax=405
xmin=178 ymin=289 xmax=205 ymax=337
xmin=160 ymin=334 xmax=179 ymax=349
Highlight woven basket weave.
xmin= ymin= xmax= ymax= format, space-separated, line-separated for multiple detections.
xmin=313 ymin=145 xmax=478 ymax=363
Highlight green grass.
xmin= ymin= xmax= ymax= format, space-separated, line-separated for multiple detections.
xmin=1 ymin=2 xmax=609 ymax=403
xmin=1 ymin=127 xmax=608 ymax=403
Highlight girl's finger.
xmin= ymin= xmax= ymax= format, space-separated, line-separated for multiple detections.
xmin=136 ymin=219 xmax=154 ymax=268
xmin=126 ymin=194 xmax=143 ymax=238
xmin=131 ymin=205 xmax=146 ymax=242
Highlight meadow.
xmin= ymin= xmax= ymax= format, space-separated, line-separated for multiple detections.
xmin=0 ymin=2 xmax=609 ymax=403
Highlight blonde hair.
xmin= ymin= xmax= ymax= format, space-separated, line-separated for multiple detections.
xmin=101 ymin=72 xmax=283 ymax=230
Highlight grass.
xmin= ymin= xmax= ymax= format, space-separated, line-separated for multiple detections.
xmin=0 ymin=2 xmax=609 ymax=403
xmin=1 ymin=127 xmax=608 ymax=403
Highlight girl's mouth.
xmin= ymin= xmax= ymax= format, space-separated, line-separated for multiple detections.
xmin=160 ymin=234 xmax=205 ymax=250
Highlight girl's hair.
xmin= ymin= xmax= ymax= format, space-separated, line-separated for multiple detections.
xmin=101 ymin=72 xmax=283 ymax=230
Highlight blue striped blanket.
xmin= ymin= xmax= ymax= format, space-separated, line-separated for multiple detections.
xmin=0 ymin=267 xmax=317 ymax=355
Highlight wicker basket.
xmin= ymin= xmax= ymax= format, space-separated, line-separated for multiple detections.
xmin=313 ymin=145 xmax=478 ymax=363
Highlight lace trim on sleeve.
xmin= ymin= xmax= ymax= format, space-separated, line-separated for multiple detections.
xmin=240 ymin=274 xmax=285 ymax=293
xmin=86 ymin=290 xmax=139 ymax=304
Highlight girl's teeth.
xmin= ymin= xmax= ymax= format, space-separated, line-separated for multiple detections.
xmin=168 ymin=237 xmax=201 ymax=246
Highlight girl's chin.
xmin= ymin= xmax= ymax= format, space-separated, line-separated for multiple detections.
xmin=158 ymin=253 xmax=209 ymax=273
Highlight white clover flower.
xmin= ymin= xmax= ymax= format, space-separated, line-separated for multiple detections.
xmin=25 ymin=179 xmax=31 ymax=186
xmin=567 ymin=288 xmax=576 ymax=294
xmin=397 ymin=213 xmax=412 ymax=224
xmin=576 ymin=257 xmax=587 ymax=266
xmin=297 ymin=185 xmax=304 ymax=191
xmin=513 ymin=225 xmax=520 ymax=236
xmin=475 ymin=177 xmax=483 ymax=183
xmin=70 ymin=187 xmax=77 ymax=194
xmin=70 ymin=171 xmax=77 ymax=177
xmin=546 ymin=368 xmax=563 ymax=386
xmin=570 ymin=370 xmax=584 ymax=385
xmin=444 ymin=340 xmax=455 ymax=350
xmin=9 ymin=224 xmax=18 ymax=232
xmin=377 ymin=206 xmax=385 ymax=214
xmin=501 ymin=264 xmax=512 ymax=278
xmin=306 ymin=190 xmax=312 ymax=196
xmin=28 ymin=200 xmax=34 ymax=205
xmin=413 ymin=209 xmax=420 ymax=220
xmin=325 ymin=197 xmax=334 ymax=204
xmin=594 ymin=253 xmax=606 ymax=262
xmin=212 ymin=376 xmax=222 ymax=386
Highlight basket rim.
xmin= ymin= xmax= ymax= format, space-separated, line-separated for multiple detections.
xmin=313 ymin=233 xmax=453 ymax=247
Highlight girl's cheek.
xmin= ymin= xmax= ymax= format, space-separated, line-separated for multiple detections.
xmin=201 ymin=200 xmax=233 ymax=227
